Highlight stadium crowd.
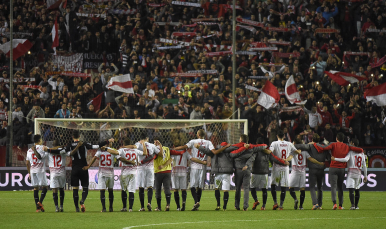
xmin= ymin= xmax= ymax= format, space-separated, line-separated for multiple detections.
xmin=1 ymin=0 xmax=386 ymax=148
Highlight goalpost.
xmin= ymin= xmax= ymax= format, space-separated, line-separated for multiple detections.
xmin=34 ymin=118 xmax=247 ymax=163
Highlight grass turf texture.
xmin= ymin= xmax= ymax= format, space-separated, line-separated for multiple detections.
xmin=1 ymin=190 xmax=385 ymax=229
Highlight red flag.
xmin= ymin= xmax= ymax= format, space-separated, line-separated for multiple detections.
xmin=285 ymin=75 xmax=307 ymax=104
xmin=257 ymin=80 xmax=280 ymax=109
xmin=324 ymin=71 xmax=367 ymax=86
xmin=0 ymin=39 xmax=33 ymax=60
xmin=364 ymin=82 xmax=386 ymax=106
xmin=87 ymin=92 xmax=104 ymax=112
xmin=51 ymin=17 xmax=59 ymax=54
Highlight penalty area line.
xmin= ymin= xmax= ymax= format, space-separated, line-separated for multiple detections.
xmin=122 ymin=217 xmax=386 ymax=229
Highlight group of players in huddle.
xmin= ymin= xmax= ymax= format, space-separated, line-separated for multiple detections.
xmin=26 ymin=128 xmax=367 ymax=213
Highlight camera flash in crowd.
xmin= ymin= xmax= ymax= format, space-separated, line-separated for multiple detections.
xmin=28 ymin=51 xmax=31 ymax=54
xmin=316 ymin=81 xmax=319 ymax=85
xmin=178 ymin=91 xmax=180 ymax=93
xmin=342 ymin=61 xmax=344 ymax=64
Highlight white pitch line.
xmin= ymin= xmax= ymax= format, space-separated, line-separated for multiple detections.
xmin=122 ymin=217 xmax=386 ymax=229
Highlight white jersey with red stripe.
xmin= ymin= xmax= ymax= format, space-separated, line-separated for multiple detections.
xmin=135 ymin=142 xmax=160 ymax=170
xmin=172 ymin=151 xmax=192 ymax=176
xmin=47 ymin=148 xmax=67 ymax=176
xmin=95 ymin=149 xmax=115 ymax=176
xmin=346 ymin=151 xmax=366 ymax=179
xmin=117 ymin=148 xmax=144 ymax=176
xmin=186 ymin=139 xmax=214 ymax=169
xmin=269 ymin=140 xmax=297 ymax=170
xmin=26 ymin=145 xmax=47 ymax=173
xmin=290 ymin=151 xmax=310 ymax=173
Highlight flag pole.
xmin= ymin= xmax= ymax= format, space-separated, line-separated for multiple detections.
xmin=231 ymin=0 xmax=236 ymax=120
xmin=7 ymin=0 xmax=14 ymax=166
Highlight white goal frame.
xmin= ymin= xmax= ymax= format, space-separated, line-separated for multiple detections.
xmin=35 ymin=118 xmax=248 ymax=136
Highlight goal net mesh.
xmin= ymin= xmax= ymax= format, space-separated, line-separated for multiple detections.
xmin=29 ymin=119 xmax=247 ymax=190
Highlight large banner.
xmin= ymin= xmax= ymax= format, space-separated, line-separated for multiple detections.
xmin=83 ymin=53 xmax=116 ymax=69
xmin=51 ymin=53 xmax=83 ymax=72
xmin=1 ymin=168 xmax=385 ymax=191
xmin=364 ymin=146 xmax=386 ymax=168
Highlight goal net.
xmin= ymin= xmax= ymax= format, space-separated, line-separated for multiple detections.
xmin=31 ymin=118 xmax=248 ymax=190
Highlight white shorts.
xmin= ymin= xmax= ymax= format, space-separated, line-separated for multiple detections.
xmin=97 ymin=173 xmax=114 ymax=190
xmin=271 ymin=167 xmax=289 ymax=187
xmin=138 ymin=169 xmax=154 ymax=188
xmin=31 ymin=172 xmax=48 ymax=187
xmin=172 ymin=174 xmax=187 ymax=190
xmin=215 ymin=174 xmax=231 ymax=191
xmin=250 ymin=174 xmax=269 ymax=189
xmin=50 ymin=174 xmax=66 ymax=189
xmin=190 ymin=168 xmax=206 ymax=189
xmin=346 ymin=176 xmax=361 ymax=189
xmin=121 ymin=174 xmax=136 ymax=193
xmin=289 ymin=171 xmax=306 ymax=188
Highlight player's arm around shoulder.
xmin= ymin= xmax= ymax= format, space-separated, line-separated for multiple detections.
xmin=307 ymin=151 xmax=325 ymax=166
xmin=84 ymin=151 xmax=99 ymax=170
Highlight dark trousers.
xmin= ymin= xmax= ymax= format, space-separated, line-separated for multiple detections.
xmin=329 ymin=167 xmax=345 ymax=206
xmin=309 ymin=168 xmax=324 ymax=206
xmin=155 ymin=173 xmax=171 ymax=199
xmin=234 ymin=168 xmax=250 ymax=209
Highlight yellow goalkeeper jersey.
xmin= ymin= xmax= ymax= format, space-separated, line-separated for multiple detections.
xmin=154 ymin=146 xmax=172 ymax=173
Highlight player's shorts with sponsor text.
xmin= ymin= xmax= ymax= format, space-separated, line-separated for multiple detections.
xmin=271 ymin=167 xmax=289 ymax=187
xmin=215 ymin=174 xmax=231 ymax=191
xmin=31 ymin=172 xmax=48 ymax=187
xmin=289 ymin=171 xmax=306 ymax=188
xmin=250 ymin=174 xmax=269 ymax=189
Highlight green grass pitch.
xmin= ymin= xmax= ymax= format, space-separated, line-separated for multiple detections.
xmin=1 ymin=190 xmax=385 ymax=229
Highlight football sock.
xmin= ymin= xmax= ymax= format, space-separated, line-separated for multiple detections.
xmin=121 ymin=191 xmax=127 ymax=209
xmin=81 ymin=187 xmax=88 ymax=204
xmin=166 ymin=193 xmax=171 ymax=206
xmin=197 ymin=188 xmax=202 ymax=203
xmin=190 ymin=187 xmax=198 ymax=203
xmin=108 ymin=190 xmax=114 ymax=209
xmin=174 ymin=191 xmax=180 ymax=209
xmin=289 ymin=188 xmax=297 ymax=200
xmin=100 ymin=190 xmax=106 ymax=209
xmin=215 ymin=189 xmax=221 ymax=206
xmin=73 ymin=189 xmax=79 ymax=208
xmin=271 ymin=185 xmax=277 ymax=204
xmin=262 ymin=188 xmax=268 ymax=207
xmin=156 ymin=198 xmax=162 ymax=209
xmin=349 ymin=188 xmax=355 ymax=207
xmin=53 ymin=192 xmax=58 ymax=207
xmin=147 ymin=187 xmax=153 ymax=205
xmin=59 ymin=188 xmax=65 ymax=207
xmin=280 ymin=187 xmax=286 ymax=207
xmin=223 ymin=191 xmax=229 ymax=209
xmin=139 ymin=188 xmax=145 ymax=208
xmin=129 ymin=192 xmax=135 ymax=210
xmin=34 ymin=190 xmax=39 ymax=206
xmin=40 ymin=187 xmax=47 ymax=204
xmin=250 ymin=188 xmax=258 ymax=202
xmin=300 ymin=190 xmax=305 ymax=208
xmin=355 ymin=189 xmax=360 ymax=207
xmin=182 ymin=190 xmax=187 ymax=203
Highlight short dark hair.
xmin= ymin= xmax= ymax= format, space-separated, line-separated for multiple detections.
xmin=277 ymin=130 xmax=284 ymax=139
xmin=33 ymin=135 xmax=41 ymax=143
xmin=256 ymin=137 xmax=264 ymax=144
xmin=336 ymin=132 xmax=345 ymax=142
xmin=312 ymin=133 xmax=320 ymax=143
xmin=139 ymin=132 xmax=147 ymax=140
xmin=123 ymin=137 xmax=131 ymax=146
xmin=197 ymin=129 xmax=206 ymax=138
xmin=294 ymin=138 xmax=302 ymax=144
xmin=53 ymin=139 xmax=59 ymax=147
xmin=72 ymin=130 xmax=80 ymax=139
xmin=240 ymin=134 xmax=248 ymax=143
xmin=351 ymin=138 xmax=359 ymax=147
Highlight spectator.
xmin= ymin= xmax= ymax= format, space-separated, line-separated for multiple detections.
xmin=54 ymin=103 xmax=70 ymax=118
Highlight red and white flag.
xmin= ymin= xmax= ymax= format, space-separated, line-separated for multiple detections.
xmin=0 ymin=39 xmax=33 ymax=60
xmin=87 ymin=92 xmax=104 ymax=112
xmin=141 ymin=57 xmax=147 ymax=68
xmin=52 ymin=17 xmax=59 ymax=55
xmin=324 ymin=71 xmax=367 ymax=86
xmin=47 ymin=0 xmax=66 ymax=9
xmin=285 ymin=75 xmax=307 ymax=105
xmin=257 ymin=80 xmax=280 ymax=109
xmin=364 ymin=83 xmax=386 ymax=106
xmin=107 ymin=74 xmax=134 ymax=94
